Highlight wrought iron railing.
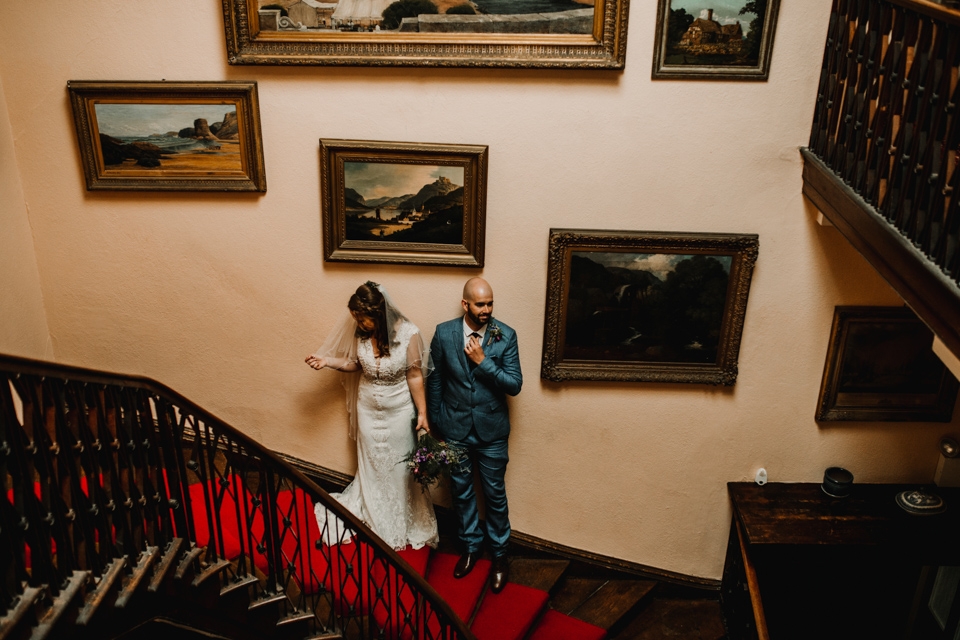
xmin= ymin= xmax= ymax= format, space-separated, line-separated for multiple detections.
xmin=0 ymin=353 xmax=472 ymax=639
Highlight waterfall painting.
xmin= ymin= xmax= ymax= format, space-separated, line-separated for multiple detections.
xmin=541 ymin=229 xmax=759 ymax=385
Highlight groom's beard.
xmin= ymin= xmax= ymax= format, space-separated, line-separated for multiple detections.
xmin=466 ymin=310 xmax=490 ymax=327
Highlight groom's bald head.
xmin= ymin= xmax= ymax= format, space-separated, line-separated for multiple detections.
xmin=462 ymin=278 xmax=494 ymax=329
xmin=463 ymin=277 xmax=493 ymax=302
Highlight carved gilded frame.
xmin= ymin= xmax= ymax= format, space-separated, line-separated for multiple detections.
xmin=541 ymin=229 xmax=759 ymax=385
xmin=320 ymin=139 xmax=487 ymax=267
xmin=67 ymin=81 xmax=266 ymax=192
xmin=222 ymin=0 xmax=629 ymax=69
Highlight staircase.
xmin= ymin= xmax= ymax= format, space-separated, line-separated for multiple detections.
xmin=0 ymin=354 xmax=721 ymax=639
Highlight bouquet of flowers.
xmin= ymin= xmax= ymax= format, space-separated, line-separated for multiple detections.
xmin=402 ymin=432 xmax=463 ymax=492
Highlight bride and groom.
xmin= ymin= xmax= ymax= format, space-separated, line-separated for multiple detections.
xmin=305 ymin=277 xmax=522 ymax=593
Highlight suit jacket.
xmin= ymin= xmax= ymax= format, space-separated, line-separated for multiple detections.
xmin=427 ymin=317 xmax=522 ymax=442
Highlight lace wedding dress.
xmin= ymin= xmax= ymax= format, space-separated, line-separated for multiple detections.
xmin=315 ymin=321 xmax=439 ymax=550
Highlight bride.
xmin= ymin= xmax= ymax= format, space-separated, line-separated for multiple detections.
xmin=305 ymin=281 xmax=438 ymax=550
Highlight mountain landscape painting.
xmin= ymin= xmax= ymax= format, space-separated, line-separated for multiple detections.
xmin=563 ymin=250 xmax=733 ymax=364
xmin=93 ymin=102 xmax=245 ymax=174
xmin=343 ymin=162 xmax=465 ymax=244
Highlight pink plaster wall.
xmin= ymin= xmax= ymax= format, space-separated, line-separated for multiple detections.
xmin=0 ymin=0 xmax=954 ymax=579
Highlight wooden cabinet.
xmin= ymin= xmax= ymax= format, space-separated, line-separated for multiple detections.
xmin=721 ymin=482 xmax=960 ymax=639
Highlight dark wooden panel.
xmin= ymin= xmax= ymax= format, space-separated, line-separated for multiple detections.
xmin=729 ymin=482 xmax=960 ymax=561
xmin=801 ymin=148 xmax=960 ymax=360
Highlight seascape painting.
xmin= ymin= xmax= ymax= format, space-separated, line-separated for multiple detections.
xmin=343 ymin=162 xmax=465 ymax=245
xmin=94 ymin=103 xmax=244 ymax=174
xmin=256 ymin=0 xmax=594 ymax=35
xmin=563 ymin=251 xmax=733 ymax=365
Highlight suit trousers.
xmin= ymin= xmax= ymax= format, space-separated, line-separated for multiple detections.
xmin=447 ymin=427 xmax=510 ymax=557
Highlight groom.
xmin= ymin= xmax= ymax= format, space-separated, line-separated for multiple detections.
xmin=427 ymin=277 xmax=522 ymax=594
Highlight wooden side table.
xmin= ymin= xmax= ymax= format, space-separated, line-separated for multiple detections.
xmin=721 ymin=482 xmax=960 ymax=639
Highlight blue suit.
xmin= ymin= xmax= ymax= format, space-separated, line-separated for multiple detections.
xmin=427 ymin=317 xmax=522 ymax=556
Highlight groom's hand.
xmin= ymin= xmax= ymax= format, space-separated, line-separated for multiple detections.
xmin=464 ymin=336 xmax=485 ymax=366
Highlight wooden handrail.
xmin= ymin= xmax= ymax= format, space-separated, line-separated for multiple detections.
xmin=804 ymin=0 xmax=960 ymax=358
xmin=0 ymin=353 xmax=473 ymax=639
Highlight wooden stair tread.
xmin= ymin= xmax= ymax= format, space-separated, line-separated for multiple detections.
xmin=77 ymin=557 xmax=126 ymax=625
xmin=149 ymin=537 xmax=184 ymax=592
xmin=116 ymin=546 xmax=160 ymax=608
xmin=551 ymin=577 xmax=609 ymax=615
xmin=507 ymin=558 xmax=569 ymax=593
xmin=32 ymin=570 xmax=89 ymax=639
xmin=608 ymin=598 xmax=725 ymax=640
xmin=569 ymin=579 xmax=657 ymax=630
xmin=0 ymin=585 xmax=43 ymax=640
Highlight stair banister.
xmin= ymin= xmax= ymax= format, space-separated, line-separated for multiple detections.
xmin=0 ymin=353 xmax=474 ymax=639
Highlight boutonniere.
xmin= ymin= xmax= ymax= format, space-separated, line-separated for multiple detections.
xmin=487 ymin=324 xmax=503 ymax=345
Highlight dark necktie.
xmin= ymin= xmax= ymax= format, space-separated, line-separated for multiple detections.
xmin=468 ymin=333 xmax=481 ymax=368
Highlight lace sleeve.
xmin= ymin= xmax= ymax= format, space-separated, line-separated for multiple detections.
xmin=401 ymin=323 xmax=434 ymax=377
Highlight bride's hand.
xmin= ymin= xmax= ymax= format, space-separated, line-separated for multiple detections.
xmin=415 ymin=413 xmax=430 ymax=435
xmin=305 ymin=355 xmax=326 ymax=370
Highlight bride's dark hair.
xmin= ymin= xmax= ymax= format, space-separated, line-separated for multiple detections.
xmin=349 ymin=281 xmax=390 ymax=357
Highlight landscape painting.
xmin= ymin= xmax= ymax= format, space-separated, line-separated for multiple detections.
xmin=321 ymin=139 xmax=487 ymax=267
xmin=652 ymin=0 xmax=780 ymax=80
xmin=343 ymin=162 xmax=465 ymax=245
xmin=221 ymin=0 xmax=629 ymax=68
xmin=68 ymin=81 xmax=266 ymax=191
xmin=541 ymin=229 xmax=759 ymax=385
xmin=817 ymin=307 xmax=960 ymax=422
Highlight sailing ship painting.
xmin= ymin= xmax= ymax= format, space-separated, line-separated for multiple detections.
xmin=256 ymin=0 xmax=594 ymax=34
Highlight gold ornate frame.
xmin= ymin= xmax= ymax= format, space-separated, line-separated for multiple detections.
xmin=67 ymin=81 xmax=267 ymax=192
xmin=320 ymin=139 xmax=487 ymax=267
xmin=816 ymin=306 xmax=959 ymax=422
xmin=540 ymin=229 xmax=759 ymax=385
xmin=222 ymin=0 xmax=629 ymax=68
xmin=651 ymin=0 xmax=781 ymax=80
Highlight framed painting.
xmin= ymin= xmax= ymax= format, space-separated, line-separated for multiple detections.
xmin=221 ymin=0 xmax=629 ymax=68
xmin=651 ymin=0 xmax=780 ymax=80
xmin=320 ymin=139 xmax=487 ymax=267
xmin=816 ymin=307 xmax=959 ymax=422
xmin=541 ymin=229 xmax=759 ymax=385
xmin=67 ymin=81 xmax=266 ymax=192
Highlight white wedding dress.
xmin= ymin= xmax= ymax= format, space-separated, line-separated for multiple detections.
xmin=315 ymin=320 xmax=439 ymax=550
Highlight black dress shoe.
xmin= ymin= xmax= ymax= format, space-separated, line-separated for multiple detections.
xmin=453 ymin=551 xmax=478 ymax=579
xmin=490 ymin=556 xmax=509 ymax=594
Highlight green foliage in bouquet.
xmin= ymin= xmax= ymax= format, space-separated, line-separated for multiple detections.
xmin=402 ymin=432 xmax=463 ymax=492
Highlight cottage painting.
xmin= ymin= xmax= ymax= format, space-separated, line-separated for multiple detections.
xmin=343 ymin=162 xmax=465 ymax=244
xmin=257 ymin=0 xmax=594 ymax=35
xmin=661 ymin=0 xmax=769 ymax=68
xmin=93 ymin=103 xmax=245 ymax=175
xmin=563 ymin=250 xmax=734 ymax=365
